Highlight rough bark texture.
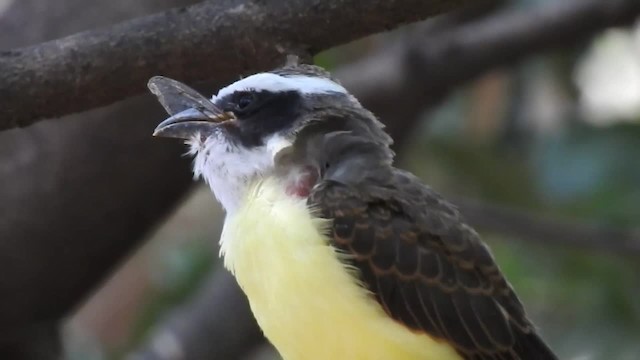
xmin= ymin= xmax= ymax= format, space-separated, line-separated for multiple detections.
xmin=0 ymin=0 xmax=476 ymax=130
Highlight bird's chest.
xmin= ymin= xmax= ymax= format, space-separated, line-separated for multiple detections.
xmin=220 ymin=184 xmax=350 ymax=359
xmin=219 ymin=181 xmax=460 ymax=360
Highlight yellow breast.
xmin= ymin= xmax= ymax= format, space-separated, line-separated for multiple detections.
xmin=220 ymin=179 xmax=461 ymax=360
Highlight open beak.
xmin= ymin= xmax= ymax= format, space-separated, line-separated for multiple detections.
xmin=153 ymin=109 xmax=233 ymax=139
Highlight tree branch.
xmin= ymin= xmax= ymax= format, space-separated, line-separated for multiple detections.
xmin=0 ymin=0 xmax=201 ymax=339
xmin=406 ymin=0 xmax=640 ymax=104
xmin=336 ymin=0 xmax=640 ymax=129
xmin=0 ymin=322 xmax=61 ymax=360
xmin=0 ymin=0 xmax=476 ymax=131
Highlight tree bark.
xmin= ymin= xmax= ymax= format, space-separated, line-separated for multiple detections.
xmin=0 ymin=0 xmax=202 ymax=346
xmin=0 ymin=0 xmax=477 ymax=131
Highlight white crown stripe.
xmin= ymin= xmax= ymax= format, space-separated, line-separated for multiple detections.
xmin=215 ymin=73 xmax=348 ymax=99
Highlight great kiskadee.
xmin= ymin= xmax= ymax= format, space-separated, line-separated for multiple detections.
xmin=149 ymin=63 xmax=558 ymax=360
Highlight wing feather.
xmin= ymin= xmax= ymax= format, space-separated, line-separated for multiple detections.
xmin=309 ymin=174 xmax=557 ymax=360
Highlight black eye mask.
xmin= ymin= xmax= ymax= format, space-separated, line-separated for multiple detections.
xmin=215 ymin=90 xmax=305 ymax=148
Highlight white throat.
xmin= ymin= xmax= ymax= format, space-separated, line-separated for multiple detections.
xmin=188 ymin=133 xmax=294 ymax=214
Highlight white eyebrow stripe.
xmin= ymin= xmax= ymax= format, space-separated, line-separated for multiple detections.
xmin=215 ymin=73 xmax=348 ymax=99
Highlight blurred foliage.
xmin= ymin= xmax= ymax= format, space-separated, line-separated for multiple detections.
xmin=532 ymin=124 xmax=640 ymax=224
xmin=115 ymin=239 xmax=215 ymax=358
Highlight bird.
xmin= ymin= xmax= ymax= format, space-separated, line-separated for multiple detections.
xmin=148 ymin=62 xmax=558 ymax=360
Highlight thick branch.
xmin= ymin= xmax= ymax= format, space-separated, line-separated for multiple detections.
xmin=0 ymin=0 xmax=475 ymax=131
xmin=0 ymin=322 xmax=61 ymax=360
xmin=0 ymin=0 xmax=201 ymax=338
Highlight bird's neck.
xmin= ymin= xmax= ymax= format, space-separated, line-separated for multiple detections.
xmin=204 ymin=164 xmax=319 ymax=216
xmin=282 ymin=164 xmax=319 ymax=198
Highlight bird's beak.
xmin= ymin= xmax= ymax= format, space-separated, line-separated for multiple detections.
xmin=153 ymin=108 xmax=232 ymax=139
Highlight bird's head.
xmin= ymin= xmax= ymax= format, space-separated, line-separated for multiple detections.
xmin=150 ymin=64 xmax=393 ymax=213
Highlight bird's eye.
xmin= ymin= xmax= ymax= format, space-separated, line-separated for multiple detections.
xmin=235 ymin=93 xmax=255 ymax=112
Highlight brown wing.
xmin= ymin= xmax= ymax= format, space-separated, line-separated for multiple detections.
xmin=308 ymin=171 xmax=557 ymax=360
